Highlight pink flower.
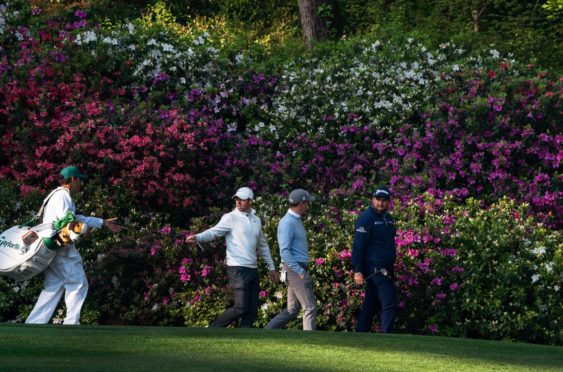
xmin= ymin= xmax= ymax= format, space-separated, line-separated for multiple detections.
xmin=259 ymin=290 xmax=268 ymax=299
xmin=315 ymin=257 xmax=326 ymax=265
xmin=406 ymin=249 xmax=419 ymax=258
xmin=338 ymin=250 xmax=352 ymax=260
xmin=161 ymin=226 xmax=172 ymax=234
xmin=150 ymin=244 xmax=161 ymax=256
xmin=180 ymin=273 xmax=191 ymax=282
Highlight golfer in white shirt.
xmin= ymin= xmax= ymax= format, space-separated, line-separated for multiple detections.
xmin=186 ymin=187 xmax=278 ymax=327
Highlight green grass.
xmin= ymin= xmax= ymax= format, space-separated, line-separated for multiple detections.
xmin=0 ymin=324 xmax=561 ymax=371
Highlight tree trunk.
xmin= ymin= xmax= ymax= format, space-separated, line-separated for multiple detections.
xmin=298 ymin=0 xmax=332 ymax=49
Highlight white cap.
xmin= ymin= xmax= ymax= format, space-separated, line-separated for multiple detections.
xmin=233 ymin=187 xmax=254 ymax=200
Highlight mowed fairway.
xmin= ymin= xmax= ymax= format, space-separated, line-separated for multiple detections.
xmin=0 ymin=324 xmax=561 ymax=371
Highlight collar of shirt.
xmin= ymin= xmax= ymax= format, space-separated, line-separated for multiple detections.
xmin=287 ymin=209 xmax=301 ymax=219
xmin=234 ymin=208 xmax=255 ymax=218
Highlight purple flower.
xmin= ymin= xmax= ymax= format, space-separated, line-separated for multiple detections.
xmin=430 ymin=277 xmax=442 ymax=286
xmin=428 ymin=324 xmax=438 ymax=333
xmin=259 ymin=290 xmax=268 ymax=299
xmin=74 ymin=9 xmax=87 ymax=19
xmin=449 ymin=282 xmax=459 ymax=292
xmin=435 ymin=292 xmax=447 ymax=300
xmin=352 ymin=179 xmax=363 ymax=193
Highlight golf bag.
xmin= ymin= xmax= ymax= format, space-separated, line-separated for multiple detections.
xmin=0 ymin=188 xmax=89 ymax=282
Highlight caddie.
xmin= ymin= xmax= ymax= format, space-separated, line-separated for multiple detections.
xmin=26 ymin=166 xmax=122 ymax=325
xmin=352 ymin=185 xmax=398 ymax=333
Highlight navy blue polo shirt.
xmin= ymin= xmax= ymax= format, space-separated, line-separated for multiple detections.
xmin=351 ymin=204 xmax=397 ymax=273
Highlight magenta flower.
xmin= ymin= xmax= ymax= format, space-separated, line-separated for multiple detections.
xmin=74 ymin=9 xmax=87 ymax=19
xmin=430 ymin=277 xmax=442 ymax=286
xmin=428 ymin=324 xmax=439 ymax=333
xmin=150 ymin=244 xmax=161 ymax=256
xmin=435 ymin=293 xmax=447 ymax=300
xmin=449 ymin=282 xmax=459 ymax=292
xmin=259 ymin=290 xmax=268 ymax=299
xmin=315 ymin=257 xmax=326 ymax=265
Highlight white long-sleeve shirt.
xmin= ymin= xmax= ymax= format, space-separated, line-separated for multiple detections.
xmin=196 ymin=208 xmax=275 ymax=270
xmin=42 ymin=187 xmax=104 ymax=257
xmin=43 ymin=187 xmax=104 ymax=228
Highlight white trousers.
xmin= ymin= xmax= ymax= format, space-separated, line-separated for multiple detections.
xmin=26 ymin=246 xmax=89 ymax=325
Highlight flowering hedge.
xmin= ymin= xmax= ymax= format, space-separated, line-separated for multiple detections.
xmin=0 ymin=3 xmax=561 ymax=345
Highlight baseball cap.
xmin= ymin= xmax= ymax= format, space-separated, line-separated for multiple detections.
xmin=60 ymin=166 xmax=87 ymax=180
xmin=373 ymin=186 xmax=391 ymax=199
xmin=233 ymin=187 xmax=254 ymax=200
xmin=289 ymin=189 xmax=313 ymax=204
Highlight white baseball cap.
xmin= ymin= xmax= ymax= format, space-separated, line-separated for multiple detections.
xmin=233 ymin=187 xmax=254 ymax=200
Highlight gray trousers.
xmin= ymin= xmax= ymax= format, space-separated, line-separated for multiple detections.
xmin=265 ymin=264 xmax=317 ymax=331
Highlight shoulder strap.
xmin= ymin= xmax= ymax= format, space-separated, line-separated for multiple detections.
xmin=19 ymin=187 xmax=69 ymax=227
xmin=35 ymin=187 xmax=69 ymax=220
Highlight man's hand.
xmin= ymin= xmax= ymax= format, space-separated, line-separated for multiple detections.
xmin=103 ymin=217 xmax=122 ymax=233
xmin=354 ymin=272 xmax=364 ymax=285
xmin=268 ymin=270 xmax=279 ymax=283
xmin=185 ymin=235 xmax=197 ymax=244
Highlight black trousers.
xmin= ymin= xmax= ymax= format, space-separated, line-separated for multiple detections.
xmin=356 ymin=265 xmax=397 ymax=333
xmin=211 ymin=266 xmax=259 ymax=328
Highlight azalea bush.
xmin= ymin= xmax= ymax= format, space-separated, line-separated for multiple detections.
xmin=73 ymin=193 xmax=561 ymax=344
xmin=0 ymin=2 xmax=561 ymax=345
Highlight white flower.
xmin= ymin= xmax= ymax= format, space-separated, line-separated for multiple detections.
xmin=194 ymin=35 xmax=204 ymax=45
xmin=531 ymin=274 xmax=540 ymax=283
xmin=102 ymin=37 xmax=118 ymax=45
xmin=532 ymin=246 xmax=546 ymax=255
xmin=161 ymin=43 xmax=175 ymax=53
xmin=490 ymin=49 xmax=500 ymax=58
xmin=147 ymin=38 xmax=157 ymax=46
xmin=83 ymin=30 xmax=97 ymax=43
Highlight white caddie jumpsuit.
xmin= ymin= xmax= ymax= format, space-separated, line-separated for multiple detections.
xmin=25 ymin=187 xmax=103 ymax=325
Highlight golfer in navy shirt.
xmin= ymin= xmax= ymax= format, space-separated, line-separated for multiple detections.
xmin=352 ymin=185 xmax=397 ymax=333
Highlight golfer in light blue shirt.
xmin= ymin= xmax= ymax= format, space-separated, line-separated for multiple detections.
xmin=265 ymin=189 xmax=317 ymax=331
